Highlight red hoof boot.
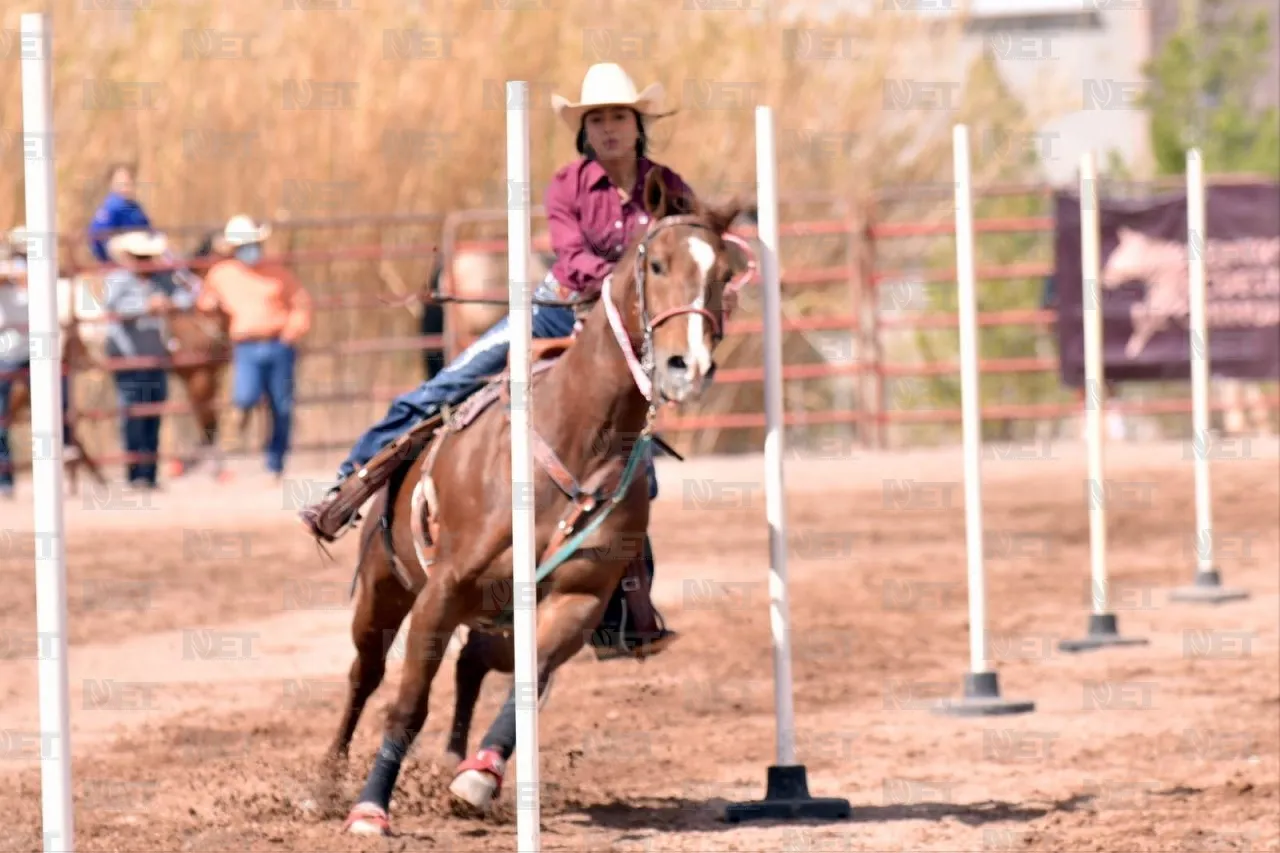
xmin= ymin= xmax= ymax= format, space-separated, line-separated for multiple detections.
xmin=449 ymin=748 xmax=506 ymax=813
xmin=343 ymin=801 xmax=391 ymax=836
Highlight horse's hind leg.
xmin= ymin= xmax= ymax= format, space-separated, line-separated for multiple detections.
xmin=445 ymin=629 xmax=512 ymax=765
xmin=449 ymin=587 xmax=609 ymax=813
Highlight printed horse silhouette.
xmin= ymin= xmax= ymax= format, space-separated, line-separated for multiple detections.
xmin=1100 ymin=226 xmax=1190 ymax=359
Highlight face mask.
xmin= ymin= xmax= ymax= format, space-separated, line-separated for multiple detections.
xmin=234 ymin=244 xmax=263 ymax=265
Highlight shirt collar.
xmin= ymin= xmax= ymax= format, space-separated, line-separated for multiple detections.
xmin=582 ymin=157 xmax=654 ymax=195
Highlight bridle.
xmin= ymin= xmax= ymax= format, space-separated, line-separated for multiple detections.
xmin=602 ymin=212 xmax=756 ymax=412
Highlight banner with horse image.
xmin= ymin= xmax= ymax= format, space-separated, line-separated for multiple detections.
xmin=1052 ymin=182 xmax=1280 ymax=386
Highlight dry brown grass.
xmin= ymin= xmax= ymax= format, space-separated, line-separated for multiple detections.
xmin=1 ymin=1 xmax=1067 ymax=234
xmin=0 ymin=1 xmax=1077 ymax=463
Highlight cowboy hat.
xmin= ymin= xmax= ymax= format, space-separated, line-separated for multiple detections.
xmin=222 ymin=213 xmax=272 ymax=247
xmin=6 ymin=225 xmax=28 ymax=255
xmin=551 ymin=63 xmax=664 ymax=130
xmin=106 ymin=230 xmax=169 ymax=261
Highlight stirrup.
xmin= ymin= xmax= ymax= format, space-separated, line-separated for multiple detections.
xmin=592 ymin=592 xmax=677 ymax=662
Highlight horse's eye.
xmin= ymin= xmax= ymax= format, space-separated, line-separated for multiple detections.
xmin=649 ymin=259 xmax=665 ymax=276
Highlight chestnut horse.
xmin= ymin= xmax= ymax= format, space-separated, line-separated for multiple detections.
xmin=153 ymin=235 xmax=241 ymax=480
xmin=320 ymin=173 xmax=745 ymax=836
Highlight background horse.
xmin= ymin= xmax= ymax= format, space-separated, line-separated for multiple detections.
xmin=320 ymin=176 xmax=744 ymax=837
xmin=155 ymin=233 xmax=242 ymax=481
xmin=3 ymin=312 xmax=107 ymax=495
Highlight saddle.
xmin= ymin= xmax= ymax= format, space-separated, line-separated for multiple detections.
xmin=306 ymin=338 xmax=578 ymax=546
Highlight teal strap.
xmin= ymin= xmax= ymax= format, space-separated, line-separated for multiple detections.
xmin=533 ymin=433 xmax=652 ymax=584
xmin=491 ymin=434 xmax=653 ymax=627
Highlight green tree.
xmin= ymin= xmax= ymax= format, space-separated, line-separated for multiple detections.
xmin=908 ymin=53 xmax=1063 ymax=442
xmin=1142 ymin=1 xmax=1280 ymax=176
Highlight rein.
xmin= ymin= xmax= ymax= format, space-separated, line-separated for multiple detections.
xmin=510 ymin=214 xmax=753 ymax=597
xmin=603 ymin=214 xmax=757 ymax=406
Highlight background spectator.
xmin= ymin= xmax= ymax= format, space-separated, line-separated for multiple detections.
xmin=0 ymin=225 xmax=75 ymax=499
xmin=102 ymin=230 xmax=191 ymax=489
xmin=89 ymin=163 xmax=153 ymax=265
xmin=197 ymin=215 xmax=312 ymax=479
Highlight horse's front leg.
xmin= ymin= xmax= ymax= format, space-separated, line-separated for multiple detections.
xmin=343 ymin=574 xmax=467 ymax=837
xmin=448 ymin=582 xmax=614 ymax=814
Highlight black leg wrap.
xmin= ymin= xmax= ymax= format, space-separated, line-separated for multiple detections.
xmin=478 ymin=689 xmax=518 ymax=760
xmin=356 ymin=734 xmax=411 ymax=810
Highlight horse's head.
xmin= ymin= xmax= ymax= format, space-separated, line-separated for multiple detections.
xmin=1101 ymin=227 xmax=1154 ymax=289
xmin=610 ymin=168 xmax=748 ymax=404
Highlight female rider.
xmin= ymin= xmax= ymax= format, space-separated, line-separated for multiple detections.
xmin=300 ymin=63 xmax=694 ymax=661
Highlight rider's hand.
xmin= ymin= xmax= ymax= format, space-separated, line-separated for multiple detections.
xmin=148 ymin=293 xmax=172 ymax=314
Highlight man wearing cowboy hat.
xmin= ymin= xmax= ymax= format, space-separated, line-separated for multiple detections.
xmin=301 ymin=63 xmax=696 ymax=662
xmin=0 ymin=225 xmax=78 ymax=498
xmin=197 ymin=214 xmax=312 ymax=479
xmin=101 ymin=229 xmax=194 ymax=489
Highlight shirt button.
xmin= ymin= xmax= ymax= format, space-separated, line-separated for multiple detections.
xmin=615 ymin=220 xmax=622 ymax=229
xmin=640 ymin=215 xmax=649 ymax=224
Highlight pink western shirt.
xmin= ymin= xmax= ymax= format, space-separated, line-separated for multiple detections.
xmin=545 ymin=157 xmax=695 ymax=297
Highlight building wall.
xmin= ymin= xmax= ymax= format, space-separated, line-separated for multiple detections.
xmin=954 ymin=4 xmax=1154 ymax=185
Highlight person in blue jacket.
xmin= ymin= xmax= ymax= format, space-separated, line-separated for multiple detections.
xmin=88 ymin=163 xmax=152 ymax=264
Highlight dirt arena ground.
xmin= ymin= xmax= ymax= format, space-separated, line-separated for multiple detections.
xmin=0 ymin=440 xmax=1277 ymax=852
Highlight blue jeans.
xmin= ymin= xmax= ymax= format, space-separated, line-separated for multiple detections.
xmin=337 ymin=278 xmax=659 ymax=499
xmin=115 ymin=368 xmax=167 ymax=486
xmin=233 ymin=340 xmax=297 ymax=474
xmin=0 ymin=360 xmax=72 ymax=488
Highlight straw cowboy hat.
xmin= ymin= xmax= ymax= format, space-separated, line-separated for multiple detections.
xmin=551 ymin=63 xmax=665 ymax=130
xmin=222 ymin=213 xmax=272 ymax=247
xmin=5 ymin=225 xmax=27 ymax=256
xmin=106 ymin=230 xmax=169 ymax=261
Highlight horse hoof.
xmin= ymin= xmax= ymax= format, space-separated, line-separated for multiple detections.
xmin=342 ymin=802 xmax=391 ymax=836
xmin=449 ymin=769 xmax=499 ymax=812
xmin=449 ymin=748 xmax=506 ymax=812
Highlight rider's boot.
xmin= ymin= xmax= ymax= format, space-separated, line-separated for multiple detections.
xmin=297 ymin=477 xmax=366 ymax=544
xmin=298 ymin=412 xmax=446 ymax=543
xmin=592 ymin=538 xmax=678 ymax=661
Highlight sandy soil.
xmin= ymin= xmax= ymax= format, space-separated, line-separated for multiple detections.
xmin=0 ymin=441 xmax=1277 ymax=852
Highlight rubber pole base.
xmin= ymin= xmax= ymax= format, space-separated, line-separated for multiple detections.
xmin=933 ymin=671 xmax=1035 ymax=717
xmin=1058 ymin=612 xmax=1150 ymax=653
xmin=1169 ymin=569 xmax=1250 ymax=605
xmin=723 ymin=765 xmax=851 ymax=824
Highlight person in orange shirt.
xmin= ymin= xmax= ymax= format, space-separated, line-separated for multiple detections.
xmin=197 ymin=215 xmax=312 ymax=478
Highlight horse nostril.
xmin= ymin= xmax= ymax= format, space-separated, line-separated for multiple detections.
xmin=666 ymin=354 xmax=688 ymax=373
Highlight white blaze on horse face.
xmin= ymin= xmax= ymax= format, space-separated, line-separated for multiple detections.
xmin=685 ymin=235 xmax=717 ymax=377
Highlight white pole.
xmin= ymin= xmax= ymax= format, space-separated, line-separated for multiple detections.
xmin=755 ymin=106 xmax=796 ymax=768
xmin=21 ymin=13 xmax=75 ymax=853
xmin=1080 ymin=150 xmax=1109 ymax=617
xmin=951 ymin=125 xmax=989 ymax=676
xmin=1186 ymin=149 xmax=1214 ymax=575
xmin=506 ymin=80 xmax=540 ymax=853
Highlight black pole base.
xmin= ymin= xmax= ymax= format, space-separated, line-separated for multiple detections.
xmin=1058 ymin=612 xmax=1149 ymax=653
xmin=1169 ymin=569 xmax=1251 ymax=605
xmin=723 ymin=765 xmax=851 ymax=824
xmin=933 ymin=671 xmax=1034 ymax=717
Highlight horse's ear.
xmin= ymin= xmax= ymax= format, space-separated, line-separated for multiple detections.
xmin=643 ymin=168 xmax=668 ymax=219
